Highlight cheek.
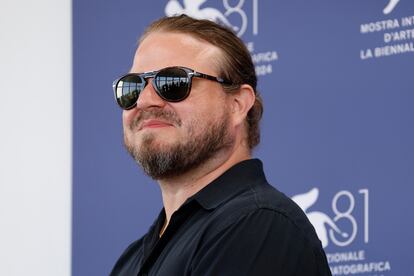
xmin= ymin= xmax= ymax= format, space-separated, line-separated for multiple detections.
xmin=180 ymin=103 xmax=226 ymax=135
xmin=122 ymin=109 xmax=137 ymax=131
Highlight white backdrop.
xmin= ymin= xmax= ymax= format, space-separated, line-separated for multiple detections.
xmin=0 ymin=1 xmax=71 ymax=275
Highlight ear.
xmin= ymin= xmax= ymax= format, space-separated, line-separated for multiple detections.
xmin=229 ymin=84 xmax=256 ymax=127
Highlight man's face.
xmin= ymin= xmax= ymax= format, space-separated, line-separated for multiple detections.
xmin=123 ymin=32 xmax=235 ymax=179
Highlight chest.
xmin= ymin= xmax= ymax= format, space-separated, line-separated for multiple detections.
xmin=139 ymin=209 xmax=210 ymax=276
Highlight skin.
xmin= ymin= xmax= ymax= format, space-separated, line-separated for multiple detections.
xmin=123 ymin=31 xmax=255 ymax=231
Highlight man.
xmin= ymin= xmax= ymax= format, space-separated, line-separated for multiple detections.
xmin=111 ymin=15 xmax=332 ymax=276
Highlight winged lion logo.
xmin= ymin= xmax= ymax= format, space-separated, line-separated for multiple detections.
xmin=292 ymin=188 xmax=348 ymax=248
xmin=165 ymin=0 xmax=238 ymax=32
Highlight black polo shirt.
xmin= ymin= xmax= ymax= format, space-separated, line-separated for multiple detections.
xmin=110 ymin=159 xmax=332 ymax=276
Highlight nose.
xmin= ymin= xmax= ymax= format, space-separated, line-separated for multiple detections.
xmin=135 ymin=80 xmax=166 ymax=110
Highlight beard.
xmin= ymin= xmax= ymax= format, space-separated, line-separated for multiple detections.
xmin=124 ymin=108 xmax=234 ymax=180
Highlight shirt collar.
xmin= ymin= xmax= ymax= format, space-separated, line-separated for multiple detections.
xmin=187 ymin=158 xmax=266 ymax=210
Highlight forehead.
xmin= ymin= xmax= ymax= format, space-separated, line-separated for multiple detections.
xmin=131 ymin=32 xmax=222 ymax=75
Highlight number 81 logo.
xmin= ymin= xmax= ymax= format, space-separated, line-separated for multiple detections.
xmin=292 ymin=188 xmax=369 ymax=248
xmin=329 ymin=190 xmax=369 ymax=247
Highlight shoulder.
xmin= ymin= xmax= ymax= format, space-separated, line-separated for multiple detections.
xmin=256 ymin=182 xmax=321 ymax=244
xmin=209 ymin=180 xmax=322 ymax=249
xmin=191 ymin=182 xmax=330 ymax=275
xmin=110 ymin=237 xmax=144 ymax=275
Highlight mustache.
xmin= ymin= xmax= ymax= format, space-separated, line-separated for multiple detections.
xmin=129 ymin=108 xmax=182 ymax=131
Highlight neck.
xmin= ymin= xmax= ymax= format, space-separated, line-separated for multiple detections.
xmin=158 ymin=143 xmax=251 ymax=228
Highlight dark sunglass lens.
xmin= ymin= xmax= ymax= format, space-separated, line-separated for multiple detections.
xmin=115 ymin=75 xmax=145 ymax=109
xmin=155 ymin=67 xmax=190 ymax=101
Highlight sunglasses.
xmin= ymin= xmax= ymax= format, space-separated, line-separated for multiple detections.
xmin=112 ymin=66 xmax=233 ymax=110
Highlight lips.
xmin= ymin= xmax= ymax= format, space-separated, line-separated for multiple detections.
xmin=139 ymin=119 xmax=174 ymax=130
xmin=129 ymin=108 xmax=182 ymax=132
